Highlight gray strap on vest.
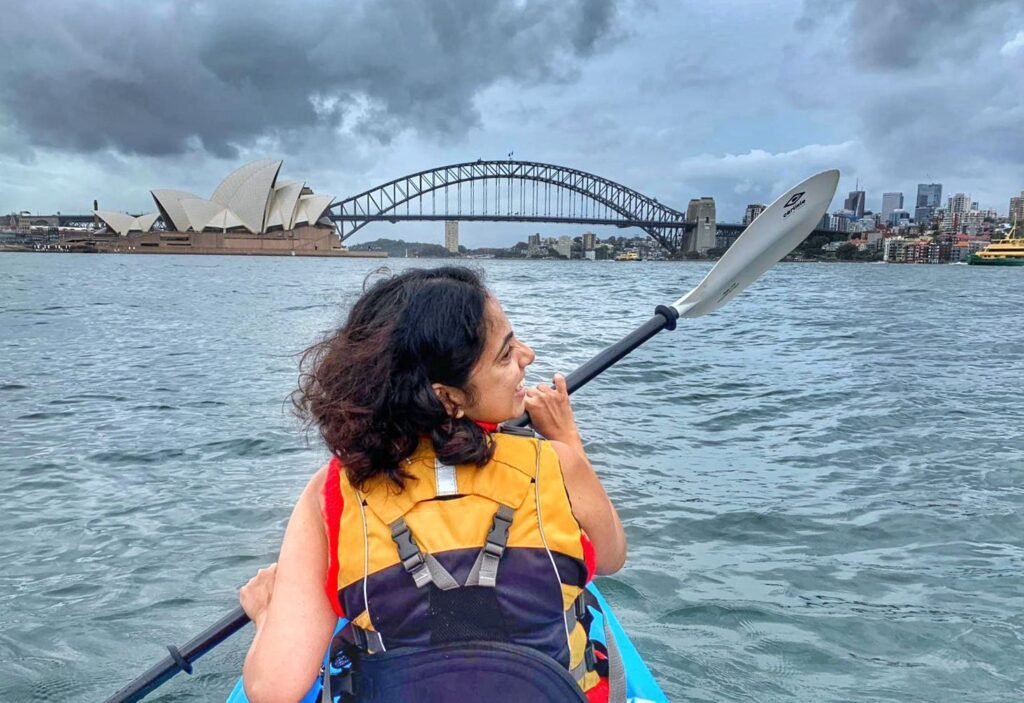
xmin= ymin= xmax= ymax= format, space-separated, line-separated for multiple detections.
xmin=320 ymin=650 xmax=332 ymax=703
xmin=390 ymin=517 xmax=460 ymax=590
xmin=423 ymin=553 xmax=460 ymax=590
xmin=464 ymin=504 xmax=515 ymax=588
xmin=603 ymin=613 xmax=627 ymax=703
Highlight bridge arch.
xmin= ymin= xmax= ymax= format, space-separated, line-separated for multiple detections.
xmin=327 ymin=160 xmax=695 ymax=253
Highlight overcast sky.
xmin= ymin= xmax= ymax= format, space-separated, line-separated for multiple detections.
xmin=1 ymin=0 xmax=1021 ymax=247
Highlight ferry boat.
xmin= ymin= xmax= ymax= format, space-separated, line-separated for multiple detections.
xmin=968 ymin=223 xmax=1024 ymax=266
xmin=615 ymin=251 xmax=641 ymax=261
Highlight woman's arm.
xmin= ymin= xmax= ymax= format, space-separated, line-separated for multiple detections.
xmin=525 ymin=375 xmax=627 ymax=574
xmin=240 ymin=467 xmax=337 ymax=703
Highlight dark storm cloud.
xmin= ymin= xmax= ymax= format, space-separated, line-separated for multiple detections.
xmin=798 ymin=0 xmax=1015 ymax=70
xmin=0 ymin=0 xmax=621 ymax=158
xmin=793 ymin=0 xmax=1024 ymax=184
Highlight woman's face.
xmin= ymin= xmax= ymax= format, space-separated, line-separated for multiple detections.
xmin=458 ymin=297 xmax=535 ymax=423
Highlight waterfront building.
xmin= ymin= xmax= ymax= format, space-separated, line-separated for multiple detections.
xmin=582 ymin=231 xmax=597 ymax=250
xmin=152 ymin=160 xmax=333 ymax=235
xmin=743 ymin=203 xmax=766 ymax=226
xmin=1010 ymin=192 xmax=1024 ymax=224
xmin=914 ymin=205 xmax=935 ymax=226
xmin=916 ymin=183 xmax=942 ymax=209
xmin=444 ymin=220 xmax=459 ymax=253
xmin=685 ymin=197 xmax=716 ymax=254
xmin=881 ymin=192 xmax=904 ymax=219
xmin=819 ymin=213 xmax=831 ymax=230
xmin=555 ymin=235 xmax=573 ymax=259
xmin=93 ymin=159 xmax=335 ymax=238
xmin=527 ymin=233 xmax=541 ymax=247
xmin=844 ymin=190 xmax=866 ymax=219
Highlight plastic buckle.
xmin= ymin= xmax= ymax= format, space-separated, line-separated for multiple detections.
xmin=483 ymin=539 xmax=506 ymax=559
xmin=584 ymin=642 xmax=597 ymax=671
xmin=393 ymin=526 xmax=424 ymax=569
xmin=574 ymin=594 xmax=588 ymax=620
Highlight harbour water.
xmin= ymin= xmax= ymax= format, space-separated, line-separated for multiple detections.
xmin=1 ymin=253 xmax=1022 ymax=702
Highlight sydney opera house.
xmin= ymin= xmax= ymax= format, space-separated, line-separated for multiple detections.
xmin=91 ymin=160 xmax=369 ymax=256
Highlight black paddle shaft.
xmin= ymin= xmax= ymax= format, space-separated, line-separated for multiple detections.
xmin=506 ymin=304 xmax=679 ymax=428
xmin=104 ymin=304 xmax=679 ymax=702
xmin=104 ymin=606 xmax=250 ymax=703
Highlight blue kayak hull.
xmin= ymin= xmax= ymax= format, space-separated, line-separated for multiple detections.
xmin=227 ymin=583 xmax=666 ymax=703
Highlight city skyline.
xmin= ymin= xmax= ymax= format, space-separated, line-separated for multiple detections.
xmin=1 ymin=0 xmax=1022 ymax=248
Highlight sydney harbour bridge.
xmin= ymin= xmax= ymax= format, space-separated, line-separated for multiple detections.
xmin=327 ymin=159 xmax=752 ymax=255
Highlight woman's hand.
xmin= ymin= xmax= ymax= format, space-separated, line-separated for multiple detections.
xmin=524 ymin=374 xmax=581 ymax=446
xmin=240 ymin=563 xmax=277 ymax=630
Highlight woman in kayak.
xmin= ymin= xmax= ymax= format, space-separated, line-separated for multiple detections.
xmin=239 ymin=266 xmax=625 ymax=703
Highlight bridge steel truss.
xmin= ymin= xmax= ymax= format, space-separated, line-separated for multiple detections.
xmin=328 ymin=160 xmax=696 ymax=253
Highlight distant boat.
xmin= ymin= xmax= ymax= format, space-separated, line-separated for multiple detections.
xmin=967 ymin=222 xmax=1024 ymax=266
xmin=615 ymin=251 xmax=641 ymax=261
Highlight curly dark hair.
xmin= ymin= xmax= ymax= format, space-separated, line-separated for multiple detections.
xmin=294 ymin=266 xmax=496 ymax=489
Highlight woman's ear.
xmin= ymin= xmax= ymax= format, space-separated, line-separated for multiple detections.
xmin=431 ymin=383 xmax=467 ymax=418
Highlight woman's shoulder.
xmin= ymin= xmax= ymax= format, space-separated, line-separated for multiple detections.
xmin=298 ymin=460 xmax=335 ymax=516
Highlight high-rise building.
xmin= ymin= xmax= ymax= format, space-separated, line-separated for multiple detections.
xmin=819 ymin=213 xmax=831 ymax=231
xmin=686 ymin=197 xmax=716 ymax=254
xmin=914 ymin=206 xmax=935 ymax=227
xmin=527 ymin=233 xmax=541 ymax=247
xmin=916 ymin=183 xmax=942 ymax=208
xmin=831 ymin=209 xmax=852 ymax=233
xmin=444 ymin=220 xmax=459 ymax=253
xmin=881 ymin=192 xmax=904 ymax=219
xmin=1009 ymin=192 xmax=1024 ymax=224
xmin=888 ymin=209 xmax=911 ymax=227
xmin=844 ymin=190 xmax=866 ymax=218
xmin=581 ymin=231 xmax=597 ymax=250
xmin=743 ymin=203 xmax=766 ymax=226
xmin=947 ymin=193 xmax=971 ymax=215
xmin=555 ymin=235 xmax=573 ymax=259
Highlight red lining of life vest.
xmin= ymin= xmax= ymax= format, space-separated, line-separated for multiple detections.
xmin=580 ymin=532 xmax=597 ymax=584
xmin=322 ymin=456 xmax=346 ymax=618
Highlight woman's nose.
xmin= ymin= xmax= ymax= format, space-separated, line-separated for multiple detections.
xmin=519 ymin=343 xmax=535 ymax=368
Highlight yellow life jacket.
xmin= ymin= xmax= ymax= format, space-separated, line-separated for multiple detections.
xmin=323 ymin=430 xmax=601 ymax=693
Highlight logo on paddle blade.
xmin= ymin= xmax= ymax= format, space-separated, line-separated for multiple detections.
xmin=783 ymin=191 xmax=807 ymax=218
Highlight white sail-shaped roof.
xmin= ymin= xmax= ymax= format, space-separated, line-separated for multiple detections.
xmin=292 ymin=194 xmax=334 ymax=227
xmin=94 ymin=210 xmax=160 ymax=236
xmin=151 ymin=189 xmax=201 ymax=231
xmin=210 ymin=159 xmax=281 ymax=234
xmin=205 ymin=208 xmax=246 ymax=232
xmin=179 ymin=198 xmax=225 ymax=233
xmin=265 ymin=181 xmax=304 ymax=230
xmin=95 ymin=211 xmax=134 ymax=235
xmin=135 ymin=212 xmax=160 ymax=232
xmin=143 ymin=159 xmax=332 ymax=235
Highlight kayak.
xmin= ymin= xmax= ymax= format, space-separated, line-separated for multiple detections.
xmin=226 ymin=582 xmax=667 ymax=703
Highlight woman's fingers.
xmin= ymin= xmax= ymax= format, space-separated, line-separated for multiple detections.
xmin=552 ymin=374 xmax=568 ymax=396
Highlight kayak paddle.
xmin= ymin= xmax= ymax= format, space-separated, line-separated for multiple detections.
xmin=103 ymin=168 xmax=839 ymax=702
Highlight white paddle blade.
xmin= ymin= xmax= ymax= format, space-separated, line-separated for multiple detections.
xmin=672 ymin=169 xmax=840 ymax=318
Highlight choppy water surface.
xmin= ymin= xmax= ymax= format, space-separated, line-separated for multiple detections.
xmin=1 ymin=253 xmax=1022 ymax=702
